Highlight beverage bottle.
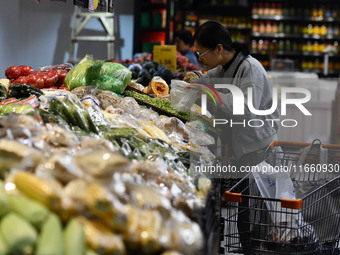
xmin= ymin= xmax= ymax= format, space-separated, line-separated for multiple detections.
xmin=320 ymin=24 xmax=327 ymax=36
xmin=252 ymin=21 xmax=259 ymax=32
xmin=252 ymin=2 xmax=258 ymax=15
xmin=251 ymin=39 xmax=258 ymax=50
xmin=277 ymin=3 xmax=283 ymax=15
xmin=272 ymin=21 xmax=278 ymax=33
xmin=264 ymin=2 xmax=270 ymax=16
xmin=278 ymin=22 xmax=284 ymax=33
xmin=259 ymin=21 xmax=266 ymax=33
xmin=270 ymin=3 xmax=276 ymax=16
xmin=307 ymin=24 xmax=313 ymax=34
xmin=258 ymin=2 xmax=264 ymax=15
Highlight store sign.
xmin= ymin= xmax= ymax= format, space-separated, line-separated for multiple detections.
xmin=153 ymin=45 xmax=176 ymax=72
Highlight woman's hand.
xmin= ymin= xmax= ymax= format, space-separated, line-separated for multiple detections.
xmin=183 ymin=72 xmax=199 ymax=83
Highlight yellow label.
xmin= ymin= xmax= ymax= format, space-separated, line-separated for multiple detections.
xmin=153 ymin=45 xmax=177 ymax=72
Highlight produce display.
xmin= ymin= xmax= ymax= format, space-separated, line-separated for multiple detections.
xmin=123 ymin=90 xmax=191 ymax=121
xmin=5 ymin=64 xmax=70 ymax=89
xmin=0 ymin=56 xmax=216 ymax=255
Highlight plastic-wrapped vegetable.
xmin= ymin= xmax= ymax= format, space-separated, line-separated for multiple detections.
xmin=65 ymin=55 xmax=95 ymax=91
xmin=86 ymin=61 xmax=131 ymax=94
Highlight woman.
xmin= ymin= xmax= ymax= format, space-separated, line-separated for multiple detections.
xmin=174 ymin=30 xmax=199 ymax=66
xmin=184 ymin=21 xmax=280 ymax=253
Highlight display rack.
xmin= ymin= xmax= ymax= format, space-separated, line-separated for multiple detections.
xmin=133 ymin=0 xmax=175 ymax=54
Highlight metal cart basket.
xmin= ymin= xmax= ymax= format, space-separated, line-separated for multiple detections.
xmin=223 ymin=140 xmax=340 ymax=255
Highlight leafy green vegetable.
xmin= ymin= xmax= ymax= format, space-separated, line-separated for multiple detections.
xmin=86 ymin=62 xmax=131 ymax=94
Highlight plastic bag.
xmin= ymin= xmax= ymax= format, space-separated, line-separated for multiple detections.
xmin=143 ymin=76 xmax=169 ymax=96
xmin=252 ymin=161 xmax=318 ymax=248
xmin=86 ymin=61 xmax=131 ymax=94
xmin=65 ymin=55 xmax=95 ymax=90
xmin=170 ymin=80 xmax=199 ymax=112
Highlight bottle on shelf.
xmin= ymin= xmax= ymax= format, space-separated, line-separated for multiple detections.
xmin=264 ymin=2 xmax=270 ymax=16
xmin=266 ymin=21 xmax=272 ymax=33
xmin=252 ymin=21 xmax=259 ymax=33
xmin=252 ymin=2 xmax=258 ymax=15
xmin=258 ymin=2 xmax=264 ymax=16
xmin=276 ymin=3 xmax=283 ymax=16
xmin=320 ymin=24 xmax=327 ymax=36
xmin=251 ymin=39 xmax=258 ymax=51
xmin=313 ymin=24 xmax=320 ymax=35
xmin=270 ymin=3 xmax=276 ymax=16
xmin=259 ymin=21 xmax=266 ymax=33
xmin=272 ymin=21 xmax=278 ymax=33
xmin=278 ymin=22 xmax=284 ymax=33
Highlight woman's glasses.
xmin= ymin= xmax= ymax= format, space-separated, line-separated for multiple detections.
xmin=196 ymin=48 xmax=214 ymax=58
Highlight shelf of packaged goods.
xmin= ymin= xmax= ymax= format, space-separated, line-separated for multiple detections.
xmin=251 ymin=32 xmax=302 ymax=39
xmin=302 ymin=52 xmax=323 ymax=57
xmin=225 ymin=26 xmax=252 ymax=30
xmin=304 ymin=17 xmax=340 ymax=22
xmin=252 ymin=14 xmax=303 ymax=21
xmin=302 ymin=34 xmax=340 ymax=40
xmin=276 ymin=51 xmax=301 ymax=56
xmin=251 ymin=50 xmax=301 ymax=56
xmin=198 ymin=4 xmax=251 ymax=15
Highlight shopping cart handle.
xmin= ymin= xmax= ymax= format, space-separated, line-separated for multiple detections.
xmin=269 ymin=140 xmax=340 ymax=150
xmin=223 ymin=191 xmax=242 ymax=203
xmin=281 ymin=198 xmax=302 ymax=209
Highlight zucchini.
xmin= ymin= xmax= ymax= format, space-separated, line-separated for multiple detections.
xmin=49 ymin=98 xmax=76 ymax=126
xmin=64 ymin=97 xmax=90 ymax=132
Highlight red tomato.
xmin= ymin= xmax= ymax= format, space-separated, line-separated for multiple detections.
xmin=58 ymin=86 xmax=69 ymax=91
xmin=12 ymin=76 xmax=29 ymax=84
xmin=47 ymin=70 xmax=59 ymax=84
xmin=27 ymin=75 xmax=44 ymax=89
xmin=33 ymin=70 xmax=44 ymax=76
xmin=43 ymin=74 xmax=56 ymax=88
xmin=20 ymin=65 xmax=34 ymax=76
xmin=5 ymin=66 xmax=22 ymax=80
xmin=57 ymin=70 xmax=68 ymax=86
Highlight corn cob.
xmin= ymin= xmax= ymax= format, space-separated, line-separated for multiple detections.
xmin=85 ymin=183 xmax=113 ymax=215
xmin=0 ymin=181 xmax=9 ymax=218
xmin=137 ymin=120 xmax=171 ymax=144
xmin=0 ymin=212 xmax=37 ymax=255
xmin=0 ymin=231 xmax=9 ymax=255
xmin=35 ymin=213 xmax=63 ymax=255
xmin=8 ymin=195 xmax=49 ymax=230
xmin=77 ymin=216 xmax=126 ymax=255
xmin=124 ymin=207 xmax=162 ymax=253
xmin=13 ymin=172 xmax=61 ymax=211
xmin=63 ymin=218 xmax=86 ymax=255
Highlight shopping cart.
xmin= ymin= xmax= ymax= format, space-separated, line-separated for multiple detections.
xmin=222 ymin=140 xmax=340 ymax=255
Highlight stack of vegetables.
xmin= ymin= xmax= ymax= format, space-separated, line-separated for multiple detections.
xmin=0 ymin=57 xmax=217 ymax=255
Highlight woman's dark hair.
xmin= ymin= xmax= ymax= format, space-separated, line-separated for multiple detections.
xmin=174 ymin=30 xmax=194 ymax=46
xmin=193 ymin=20 xmax=249 ymax=55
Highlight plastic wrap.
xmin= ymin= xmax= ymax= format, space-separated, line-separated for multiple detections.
xmin=86 ymin=61 xmax=132 ymax=94
xmin=144 ymin=76 xmax=169 ymax=96
xmin=118 ymin=97 xmax=141 ymax=115
xmin=170 ymin=80 xmax=199 ymax=112
xmin=65 ymin=55 xmax=95 ymax=90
